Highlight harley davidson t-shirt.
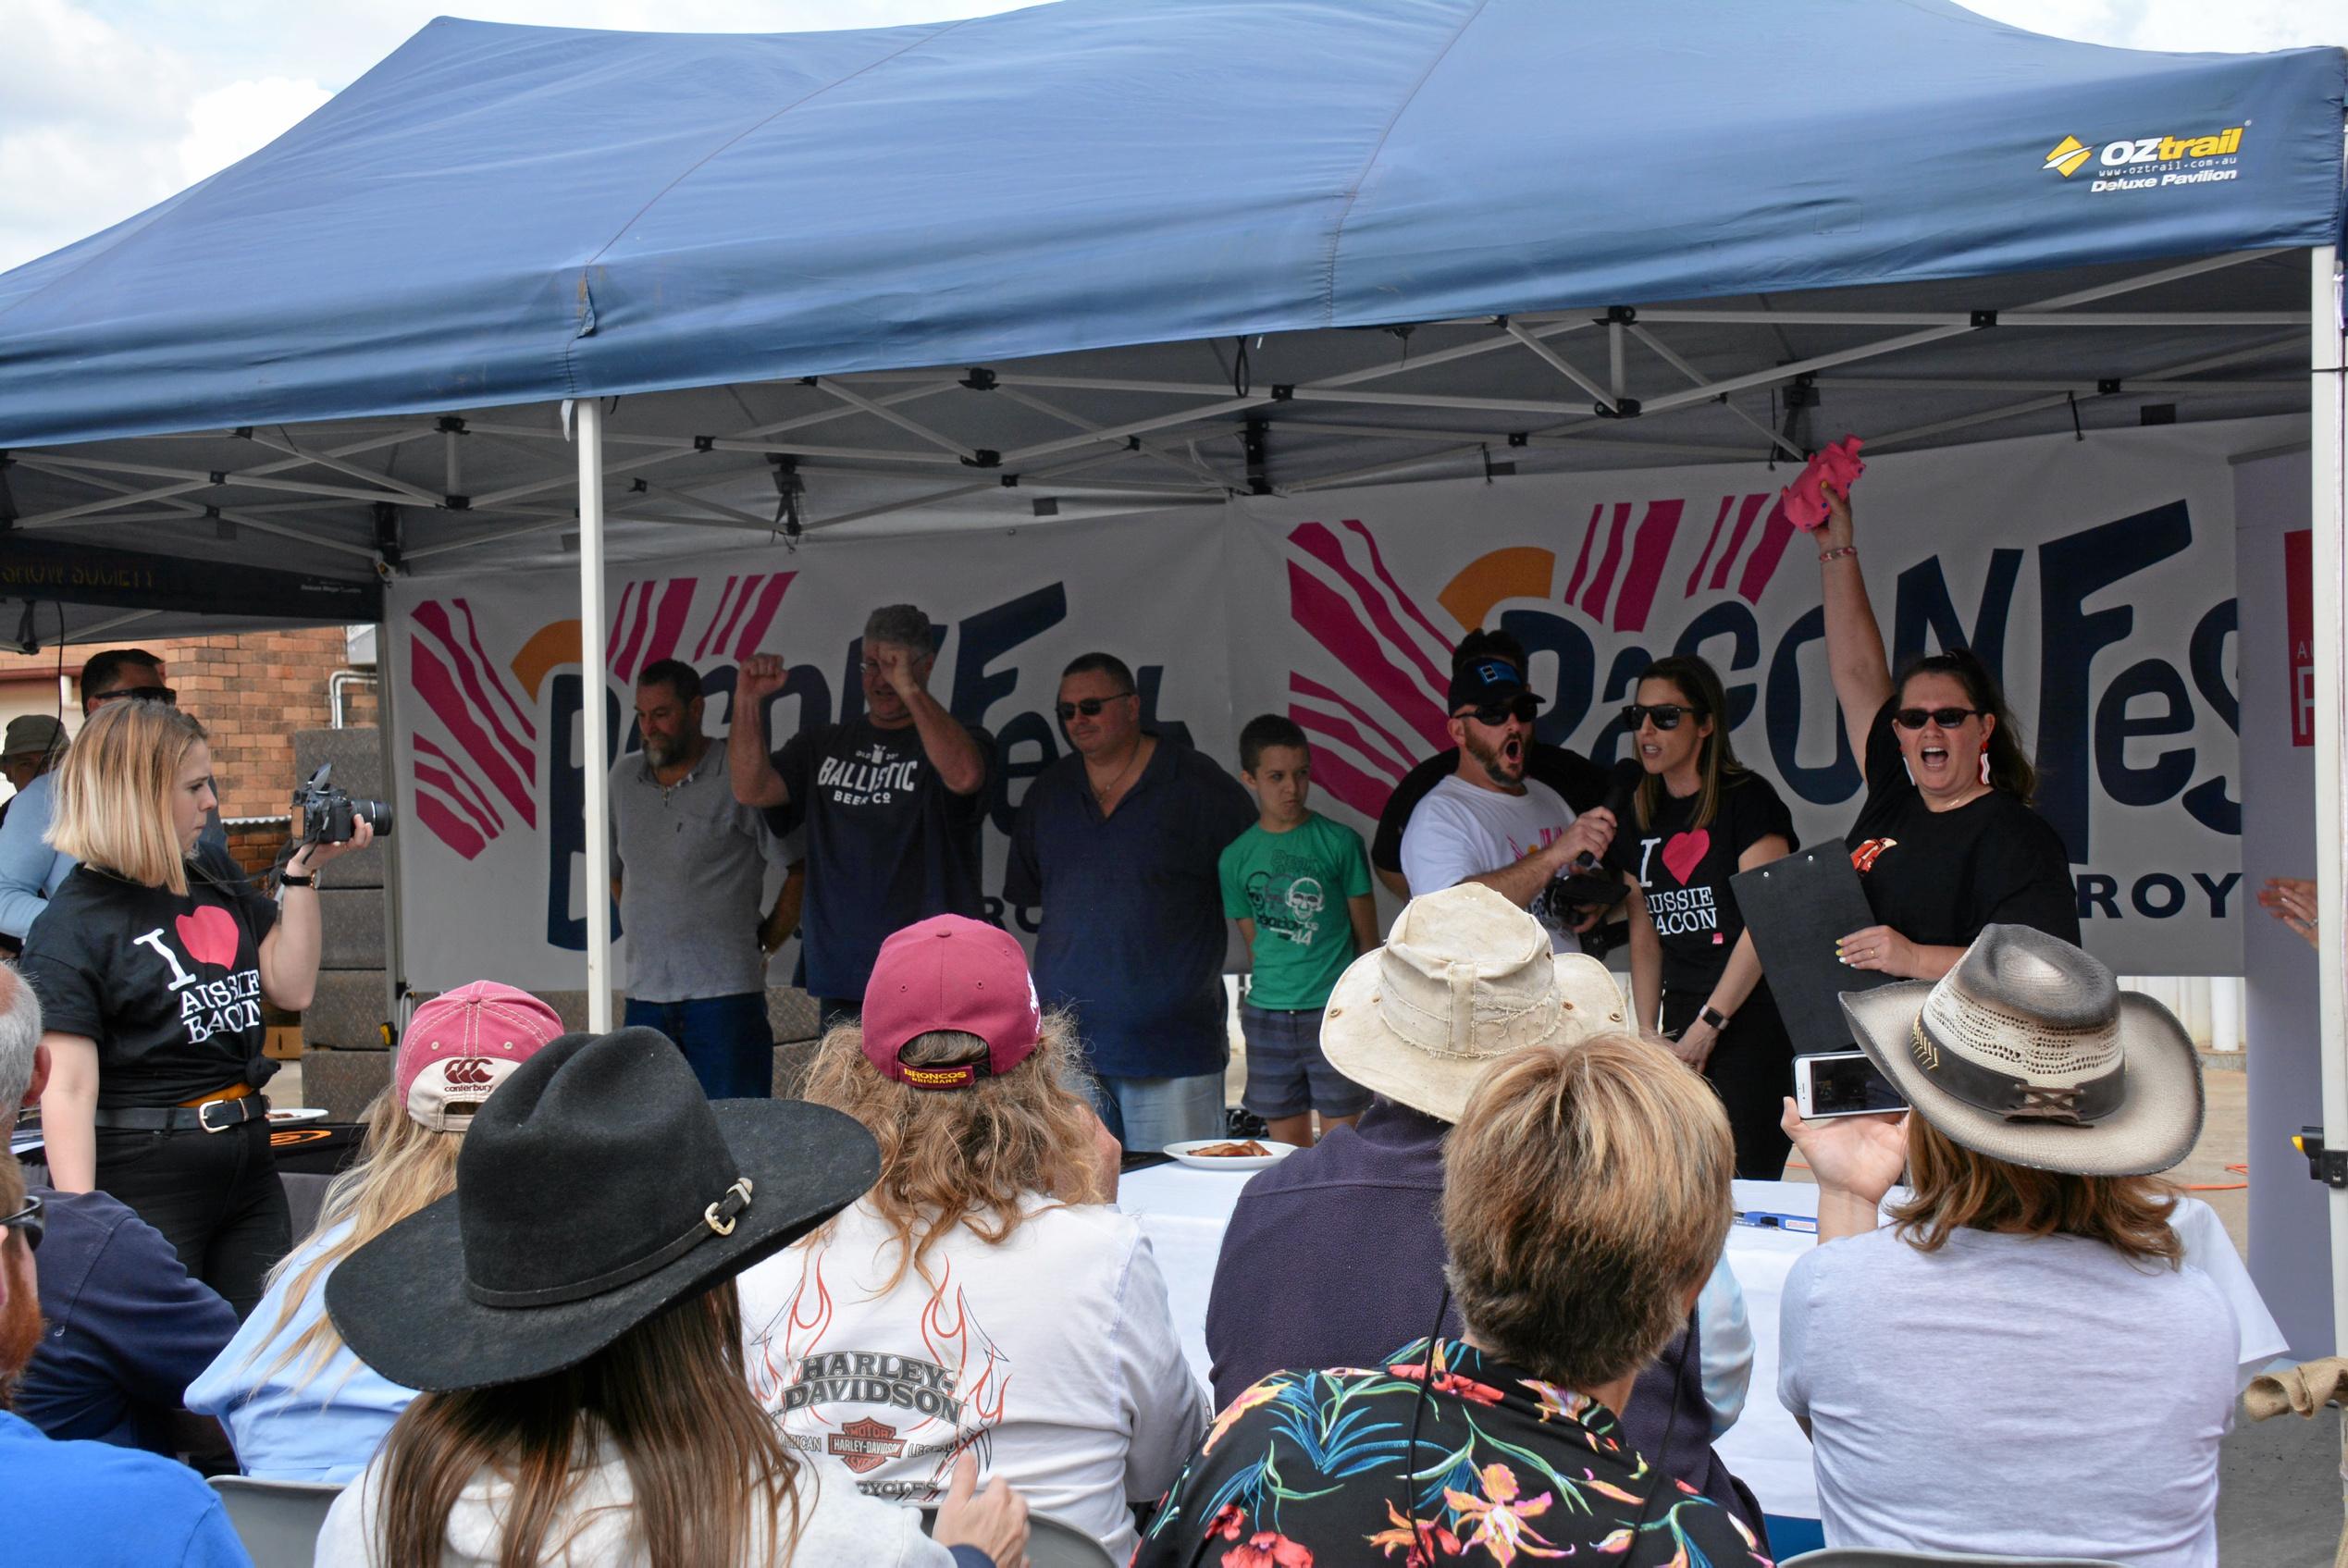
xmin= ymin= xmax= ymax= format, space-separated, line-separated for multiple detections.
xmin=20 ymin=863 xmax=279 ymax=1106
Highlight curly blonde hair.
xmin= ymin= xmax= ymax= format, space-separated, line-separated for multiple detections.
xmin=798 ymin=1012 xmax=1106 ymax=1290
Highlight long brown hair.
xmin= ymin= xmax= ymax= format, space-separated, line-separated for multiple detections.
xmin=1896 ymin=647 xmax=2038 ymax=803
xmin=373 ymin=1281 xmax=802 ymax=1568
xmin=799 ymin=1013 xmax=1106 ymax=1291
xmin=247 ymin=1090 xmax=461 ymax=1397
xmin=1891 ymin=1116 xmax=2183 ymax=1268
xmin=1630 ymin=654 xmax=1747 ymax=833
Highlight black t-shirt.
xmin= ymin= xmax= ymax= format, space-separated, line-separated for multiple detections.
xmin=1371 ymin=742 xmax=1610 ymax=874
xmin=19 ymin=864 xmax=279 ymax=1107
xmin=1608 ymin=771 xmax=1797 ymax=994
xmin=1843 ymin=698 xmax=2079 ymax=949
xmin=767 ymin=715 xmax=995 ymax=1000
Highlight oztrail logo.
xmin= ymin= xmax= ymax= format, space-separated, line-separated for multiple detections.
xmin=2044 ymin=126 xmax=2244 ymax=193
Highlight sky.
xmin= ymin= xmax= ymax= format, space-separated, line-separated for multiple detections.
xmin=1 ymin=0 xmax=2342 ymax=274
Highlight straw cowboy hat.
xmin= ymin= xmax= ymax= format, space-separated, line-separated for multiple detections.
xmin=327 ymin=1026 xmax=879 ymax=1392
xmin=1840 ymin=923 xmax=2204 ymax=1178
xmin=1322 ymin=883 xmax=1627 ymax=1124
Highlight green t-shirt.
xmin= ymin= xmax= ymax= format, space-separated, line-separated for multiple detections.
xmin=1217 ymin=812 xmax=1374 ymax=1010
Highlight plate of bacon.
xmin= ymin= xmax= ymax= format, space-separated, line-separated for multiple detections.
xmin=1162 ymin=1137 xmax=1302 ymax=1172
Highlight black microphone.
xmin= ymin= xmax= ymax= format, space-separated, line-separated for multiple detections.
xmin=1557 ymin=758 xmax=1645 ymax=907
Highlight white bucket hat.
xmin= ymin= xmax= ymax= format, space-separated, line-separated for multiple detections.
xmin=1321 ymin=883 xmax=1627 ymax=1124
xmin=1839 ymin=923 xmax=2204 ymax=1177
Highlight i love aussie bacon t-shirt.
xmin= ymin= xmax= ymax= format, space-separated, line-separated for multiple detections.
xmin=1609 ymin=772 xmax=1797 ymax=994
xmin=20 ymin=864 xmax=278 ymax=1105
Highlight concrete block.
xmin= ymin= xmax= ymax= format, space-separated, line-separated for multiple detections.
xmin=292 ymin=728 xmax=387 ymax=800
xmin=318 ymin=886 xmax=388 ymax=969
xmin=772 ymin=1040 xmax=821 ymax=1098
xmin=299 ymin=1048 xmax=390 ymax=1123
xmin=767 ymin=986 xmax=820 ymax=1043
xmin=303 ymin=969 xmax=390 ymax=1050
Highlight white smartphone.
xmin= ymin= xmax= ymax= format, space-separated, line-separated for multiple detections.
xmin=1793 ymin=1051 xmax=1908 ymax=1118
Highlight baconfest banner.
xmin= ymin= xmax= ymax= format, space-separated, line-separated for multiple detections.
xmin=386 ymin=512 xmax=1235 ymax=993
xmin=1227 ymin=416 xmax=2295 ymax=978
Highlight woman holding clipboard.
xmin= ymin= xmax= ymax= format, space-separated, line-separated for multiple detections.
xmin=1815 ymin=481 xmax=2077 ymax=979
xmin=1611 ymin=655 xmax=1800 ymax=1177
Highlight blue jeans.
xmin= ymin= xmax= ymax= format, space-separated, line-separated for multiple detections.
xmin=624 ymin=993 xmax=773 ymax=1100
xmin=1094 ymin=1071 xmax=1226 ymax=1151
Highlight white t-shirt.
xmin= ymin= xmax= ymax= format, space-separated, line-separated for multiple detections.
xmin=1398 ymin=773 xmax=1583 ymax=952
xmin=316 ymin=1426 xmax=948 ymax=1567
xmin=738 ymin=1194 xmax=1207 ymax=1562
xmin=1779 ymin=1225 xmax=2237 ymax=1566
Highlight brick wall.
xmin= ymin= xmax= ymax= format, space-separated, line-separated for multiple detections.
xmin=0 ymin=629 xmax=373 ymax=821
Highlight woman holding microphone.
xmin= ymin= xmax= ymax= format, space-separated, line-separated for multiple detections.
xmin=1816 ymin=481 xmax=2075 ymax=978
xmin=1611 ymin=654 xmax=1799 ymax=1177
xmin=25 ymin=699 xmax=372 ymax=1316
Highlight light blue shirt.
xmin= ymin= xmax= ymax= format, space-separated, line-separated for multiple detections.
xmin=0 ymin=772 xmax=73 ymax=940
xmin=185 ymin=1222 xmax=416 ymax=1483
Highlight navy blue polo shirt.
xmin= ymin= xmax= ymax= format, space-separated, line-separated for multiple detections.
xmin=1006 ymin=736 xmax=1254 ymax=1080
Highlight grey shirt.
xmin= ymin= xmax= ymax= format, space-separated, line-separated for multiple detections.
xmin=611 ymin=747 xmax=795 ymax=1003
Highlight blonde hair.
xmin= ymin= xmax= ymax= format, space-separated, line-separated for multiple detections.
xmin=1442 ymin=1034 xmax=1733 ymax=1389
xmin=48 ymin=699 xmax=207 ymax=895
xmin=1892 ymin=1115 xmax=2184 ymax=1268
xmin=799 ymin=1014 xmax=1106 ymax=1290
xmin=247 ymin=1090 xmax=462 ymax=1396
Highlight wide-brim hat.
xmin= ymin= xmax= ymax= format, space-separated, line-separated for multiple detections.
xmin=1840 ymin=923 xmax=2203 ymax=1178
xmin=1323 ymin=883 xmax=1627 ymax=1123
xmin=327 ymin=1027 xmax=879 ymax=1392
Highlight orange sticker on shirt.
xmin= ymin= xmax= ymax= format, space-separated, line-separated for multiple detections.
xmin=1849 ymin=837 xmax=1897 ymax=875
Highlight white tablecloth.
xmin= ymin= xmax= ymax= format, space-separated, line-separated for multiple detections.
xmin=1118 ymin=1167 xmax=2289 ymax=1523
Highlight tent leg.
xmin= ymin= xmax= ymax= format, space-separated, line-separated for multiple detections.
xmin=374 ymin=619 xmax=410 ymax=1039
xmin=2313 ymin=245 xmax=2348 ymax=1364
xmin=575 ymin=400 xmax=612 ymax=1032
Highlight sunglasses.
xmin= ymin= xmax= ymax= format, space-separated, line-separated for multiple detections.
xmin=1056 ymin=693 xmax=1134 ymax=722
xmin=92 ymin=685 xmax=177 ymax=708
xmin=1893 ymin=706 xmax=1982 ymax=731
xmin=1457 ymin=695 xmax=1539 ymax=726
xmin=1 ymin=1193 xmax=43 ymax=1253
xmin=1621 ymin=703 xmax=1706 ymax=731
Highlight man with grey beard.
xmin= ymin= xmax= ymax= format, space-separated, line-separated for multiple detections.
xmin=612 ymin=659 xmax=801 ymax=1100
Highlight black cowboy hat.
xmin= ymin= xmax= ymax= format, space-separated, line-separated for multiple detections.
xmin=326 ymin=1027 xmax=879 ymax=1392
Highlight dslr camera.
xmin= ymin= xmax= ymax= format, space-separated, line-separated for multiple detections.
xmin=292 ymin=763 xmax=394 ymax=846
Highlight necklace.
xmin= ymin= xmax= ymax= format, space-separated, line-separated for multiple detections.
xmin=1089 ymin=741 xmax=1146 ymax=809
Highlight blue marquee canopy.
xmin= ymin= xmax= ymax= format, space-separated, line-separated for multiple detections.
xmin=0 ymin=0 xmax=2342 ymax=448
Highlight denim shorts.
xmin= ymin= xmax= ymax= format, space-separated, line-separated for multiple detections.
xmin=1240 ymin=1000 xmax=1370 ymax=1119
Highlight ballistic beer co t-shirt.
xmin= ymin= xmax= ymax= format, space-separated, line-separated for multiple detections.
xmin=21 ymin=864 xmax=278 ymax=1105
xmin=1843 ymin=699 xmax=2078 ymax=949
xmin=1610 ymin=772 xmax=1797 ymax=994
xmin=769 ymin=716 xmax=995 ymax=1000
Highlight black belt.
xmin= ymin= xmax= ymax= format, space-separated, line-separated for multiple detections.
xmin=92 ymin=1096 xmax=269 ymax=1133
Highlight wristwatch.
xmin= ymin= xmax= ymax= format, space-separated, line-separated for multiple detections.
xmin=280 ymin=868 xmax=315 ymax=888
xmin=1699 ymin=1005 xmax=1731 ymax=1031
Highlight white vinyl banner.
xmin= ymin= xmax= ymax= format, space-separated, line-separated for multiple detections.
xmin=1229 ymin=417 xmax=2293 ymax=977
xmin=388 ymin=511 xmax=1234 ymax=992
xmin=390 ymin=416 xmax=2291 ymax=991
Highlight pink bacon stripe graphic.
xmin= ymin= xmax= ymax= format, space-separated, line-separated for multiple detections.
xmin=691 ymin=576 xmax=743 ymax=661
xmin=1734 ymin=496 xmax=1799 ymax=604
xmin=1686 ymin=495 xmax=1737 ymax=599
xmin=1709 ymin=493 xmax=1770 ymax=593
xmin=1290 ymin=673 xmax=1418 ymax=780
xmin=410 ymin=637 xmax=538 ymax=827
xmin=732 ymin=573 xmax=795 ymax=661
xmin=1287 ymin=561 xmax=1451 ymax=748
xmin=412 ymin=602 xmax=537 ymax=774
xmin=413 ymin=734 xmax=506 ymax=834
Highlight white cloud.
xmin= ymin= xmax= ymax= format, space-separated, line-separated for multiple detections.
xmin=177 ymin=76 xmax=332 ymax=189
xmin=1956 ymin=0 xmax=2342 ymax=53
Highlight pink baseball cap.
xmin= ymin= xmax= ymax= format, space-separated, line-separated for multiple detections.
xmin=397 ymin=981 xmax=567 ymax=1131
xmin=860 ymin=916 xmax=1042 ymax=1090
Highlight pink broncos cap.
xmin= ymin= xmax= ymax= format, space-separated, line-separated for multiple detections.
xmin=860 ymin=916 xmax=1042 ymax=1090
xmin=396 ymin=981 xmax=567 ymax=1132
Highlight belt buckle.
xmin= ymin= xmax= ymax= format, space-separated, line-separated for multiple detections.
xmin=197 ymin=1097 xmax=241 ymax=1134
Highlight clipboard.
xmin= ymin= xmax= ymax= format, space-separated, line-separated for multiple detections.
xmin=1729 ymin=847 xmax=1900 ymax=1054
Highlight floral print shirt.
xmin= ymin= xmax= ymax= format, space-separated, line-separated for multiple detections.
xmin=1131 ymin=1338 xmax=1771 ymax=1568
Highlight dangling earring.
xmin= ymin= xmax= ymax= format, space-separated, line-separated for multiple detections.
xmin=1978 ymin=740 xmax=1992 ymax=785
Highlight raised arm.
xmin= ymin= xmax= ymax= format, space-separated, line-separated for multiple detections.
xmin=259 ymin=819 xmax=375 ymax=1012
xmin=874 ymin=646 xmax=986 ymax=796
xmin=1816 ymin=483 xmax=1893 ymax=779
xmin=727 ymin=655 xmax=792 ymax=809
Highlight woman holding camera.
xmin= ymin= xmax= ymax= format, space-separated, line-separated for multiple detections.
xmin=1611 ymin=654 xmax=1798 ymax=1178
xmin=25 ymin=700 xmax=373 ymax=1316
xmin=1816 ymin=481 xmax=2075 ymax=982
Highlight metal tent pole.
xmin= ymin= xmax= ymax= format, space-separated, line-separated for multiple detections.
xmin=2312 ymin=243 xmax=2348 ymax=1364
xmin=575 ymin=399 xmax=613 ymax=1032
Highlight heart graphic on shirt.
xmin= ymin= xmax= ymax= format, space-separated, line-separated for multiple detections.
xmin=175 ymin=907 xmax=241 ymax=970
xmin=1660 ymin=830 xmax=1711 ymax=885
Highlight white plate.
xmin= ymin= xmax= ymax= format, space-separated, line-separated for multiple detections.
xmin=1161 ymin=1138 xmax=1302 ymax=1172
xmin=266 ymin=1107 xmax=329 ymax=1124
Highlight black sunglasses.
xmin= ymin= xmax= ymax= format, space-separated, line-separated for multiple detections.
xmin=1893 ymin=706 xmax=1982 ymax=731
xmin=1 ymin=1193 xmax=43 ymax=1253
xmin=1622 ymin=702 xmax=1706 ymax=731
xmin=1056 ymin=692 xmax=1134 ymax=722
xmin=1457 ymin=694 xmax=1539 ymax=726
xmin=92 ymin=685 xmax=177 ymax=708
